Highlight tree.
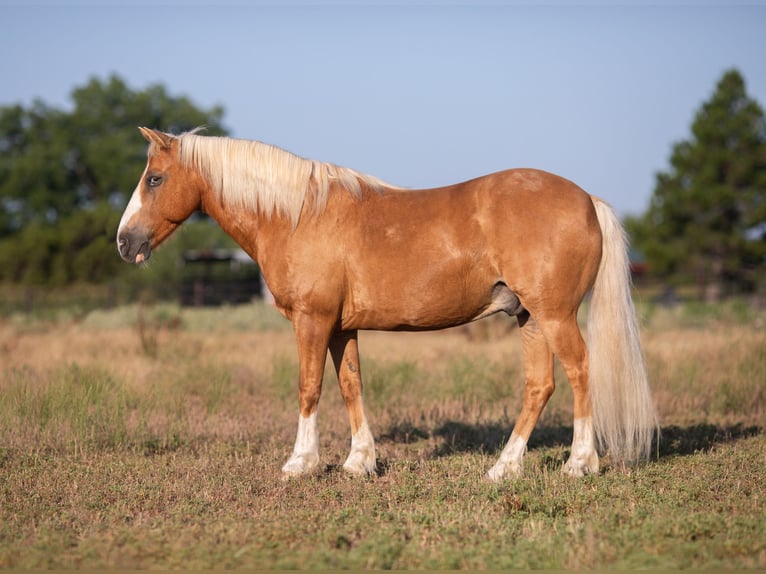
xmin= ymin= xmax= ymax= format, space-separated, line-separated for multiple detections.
xmin=0 ymin=74 xmax=228 ymax=286
xmin=626 ymin=69 xmax=766 ymax=301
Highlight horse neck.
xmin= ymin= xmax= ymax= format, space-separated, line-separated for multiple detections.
xmin=199 ymin=183 xmax=291 ymax=266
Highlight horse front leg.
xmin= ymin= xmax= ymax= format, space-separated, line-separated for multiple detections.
xmin=329 ymin=330 xmax=376 ymax=476
xmin=281 ymin=313 xmax=333 ymax=478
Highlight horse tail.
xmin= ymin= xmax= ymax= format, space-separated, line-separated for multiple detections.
xmin=587 ymin=196 xmax=658 ymax=465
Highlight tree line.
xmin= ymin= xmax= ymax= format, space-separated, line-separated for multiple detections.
xmin=0 ymin=75 xmax=234 ymax=300
xmin=0 ymin=71 xmax=764 ymax=302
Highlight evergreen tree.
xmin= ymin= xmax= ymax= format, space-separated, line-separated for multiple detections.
xmin=626 ymin=69 xmax=766 ymax=300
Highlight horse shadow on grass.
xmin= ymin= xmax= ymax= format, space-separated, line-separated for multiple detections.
xmin=377 ymin=418 xmax=763 ymax=463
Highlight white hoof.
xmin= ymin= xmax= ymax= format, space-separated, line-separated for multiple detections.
xmin=486 ymin=460 xmax=523 ymax=483
xmin=565 ymin=417 xmax=599 ymax=477
xmin=487 ymin=433 xmax=526 ymax=482
xmin=283 ymin=412 xmax=319 ymax=478
xmin=562 ymin=452 xmax=599 ymax=477
xmin=281 ymin=452 xmax=319 ymax=478
xmin=343 ymin=424 xmax=377 ymax=476
xmin=343 ymin=448 xmax=377 ymax=476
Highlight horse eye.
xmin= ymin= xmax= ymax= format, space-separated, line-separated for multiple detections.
xmin=146 ymin=174 xmax=163 ymax=188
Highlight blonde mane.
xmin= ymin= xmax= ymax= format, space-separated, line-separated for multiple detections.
xmin=175 ymin=132 xmax=396 ymax=226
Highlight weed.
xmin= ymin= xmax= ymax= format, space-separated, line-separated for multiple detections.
xmin=135 ymin=303 xmax=182 ymax=358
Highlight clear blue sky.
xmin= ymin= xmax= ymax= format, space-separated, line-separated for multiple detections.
xmin=2 ymin=1 xmax=765 ymax=217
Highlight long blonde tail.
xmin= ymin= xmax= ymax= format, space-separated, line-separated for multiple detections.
xmin=588 ymin=196 xmax=658 ymax=464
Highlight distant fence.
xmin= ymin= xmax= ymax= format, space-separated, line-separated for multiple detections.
xmin=179 ymin=277 xmax=262 ymax=307
xmin=178 ymin=248 xmax=262 ymax=307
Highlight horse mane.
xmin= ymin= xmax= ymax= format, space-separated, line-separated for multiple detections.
xmin=174 ymin=130 xmax=396 ymax=226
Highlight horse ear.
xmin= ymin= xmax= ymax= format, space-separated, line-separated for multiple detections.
xmin=138 ymin=127 xmax=173 ymax=150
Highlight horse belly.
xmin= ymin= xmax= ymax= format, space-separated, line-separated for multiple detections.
xmin=342 ymin=265 xmax=520 ymax=332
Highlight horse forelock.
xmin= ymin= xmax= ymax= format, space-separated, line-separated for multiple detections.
xmin=174 ymin=131 xmax=396 ymax=226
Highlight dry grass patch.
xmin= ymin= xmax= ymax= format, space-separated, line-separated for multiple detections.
xmin=1 ymin=301 xmax=764 ymax=568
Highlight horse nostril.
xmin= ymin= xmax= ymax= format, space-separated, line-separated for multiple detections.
xmin=117 ymin=229 xmax=152 ymax=264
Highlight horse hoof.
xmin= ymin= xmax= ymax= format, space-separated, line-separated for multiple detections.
xmin=281 ymin=453 xmax=319 ymax=478
xmin=486 ymin=462 xmax=523 ymax=483
xmin=342 ymin=451 xmax=377 ymax=476
xmin=562 ymin=455 xmax=599 ymax=477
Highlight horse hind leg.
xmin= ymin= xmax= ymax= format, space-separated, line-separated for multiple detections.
xmin=540 ymin=314 xmax=599 ymax=477
xmin=487 ymin=316 xmax=554 ymax=481
xmin=329 ymin=330 xmax=376 ymax=476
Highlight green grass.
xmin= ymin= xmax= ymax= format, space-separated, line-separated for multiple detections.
xmin=1 ymin=434 xmax=763 ymax=569
xmin=2 ymin=364 xmax=134 ymax=451
xmin=0 ymin=301 xmax=764 ymax=568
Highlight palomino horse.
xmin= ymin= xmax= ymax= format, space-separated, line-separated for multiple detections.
xmin=117 ymin=128 xmax=657 ymax=481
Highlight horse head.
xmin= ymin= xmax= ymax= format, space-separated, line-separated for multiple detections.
xmin=116 ymin=127 xmax=204 ymax=263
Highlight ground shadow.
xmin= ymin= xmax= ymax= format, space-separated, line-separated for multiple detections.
xmin=428 ymin=421 xmax=575 ymax=458
xmin=317 ymin=422 xmax=762 ymax=479
xmin=654 ymin=423 xmax=763 ymax=457
xmin=378 ymin=419 xmax=763 ymax=461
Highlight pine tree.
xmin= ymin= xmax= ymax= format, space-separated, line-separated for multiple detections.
xmin=626 ymin=69 xmax=766 ymax=301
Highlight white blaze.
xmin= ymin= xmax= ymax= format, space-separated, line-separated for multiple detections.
xmin=117 ymin=165 xmax=147 ymax=243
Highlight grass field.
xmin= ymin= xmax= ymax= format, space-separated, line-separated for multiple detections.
xmin=1 ymin=299 xmax=764 ymax=568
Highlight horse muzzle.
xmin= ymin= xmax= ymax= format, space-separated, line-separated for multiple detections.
xmin=117 ymin=229 xmax=152 ymax=264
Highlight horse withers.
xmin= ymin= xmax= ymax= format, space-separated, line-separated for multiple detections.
xmin=117 ymin=127 xmax=657 ymax=481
